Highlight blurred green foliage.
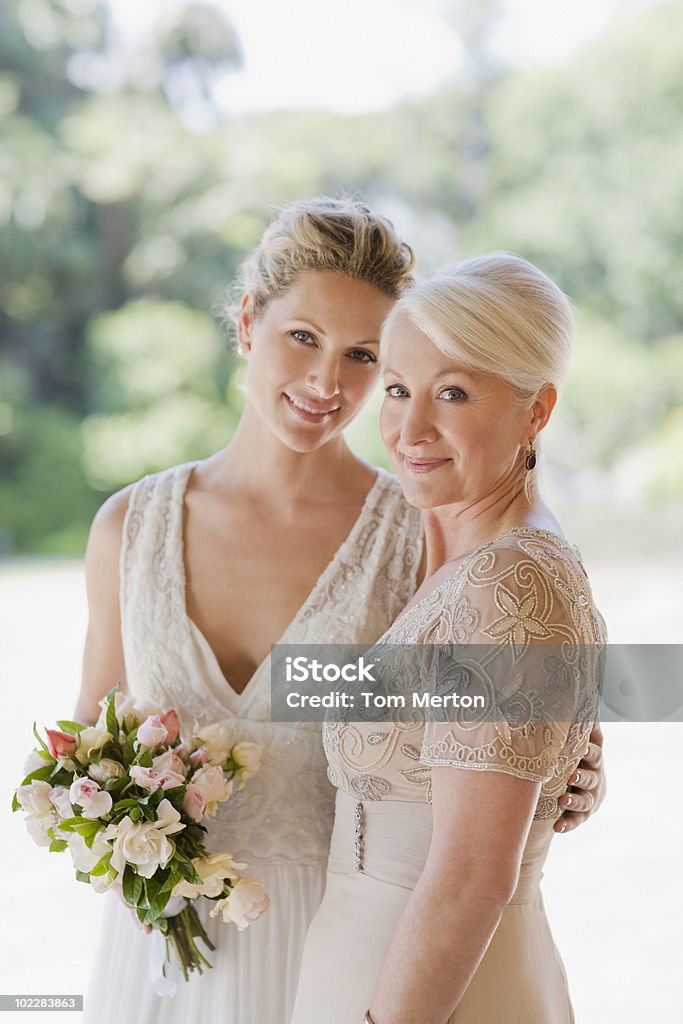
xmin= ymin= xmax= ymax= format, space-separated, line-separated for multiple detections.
xmin=0 ymin=0 xmax=681 ymax=554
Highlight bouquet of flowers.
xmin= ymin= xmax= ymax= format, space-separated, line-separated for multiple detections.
xmin=12 ymin=687 xmax=269 ymax=989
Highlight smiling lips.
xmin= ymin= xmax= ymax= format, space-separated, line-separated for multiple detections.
xmin=284 ymin=393 xmax=341 ymax=423
xmin=402 ymin=455 xmax=451 ymax=473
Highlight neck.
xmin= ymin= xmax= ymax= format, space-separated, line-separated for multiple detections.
xmin=200 ymin=400 xmax=369 ymax=506
xmin=421 ymin=482 xmax=543 ymax=578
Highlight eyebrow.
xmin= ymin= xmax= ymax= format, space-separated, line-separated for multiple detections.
xmin=382 ymin=366 xmax=477 ymax=379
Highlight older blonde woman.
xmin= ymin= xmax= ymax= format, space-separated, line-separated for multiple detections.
xmin=292 ymin=253 xmax=606 ymax=1024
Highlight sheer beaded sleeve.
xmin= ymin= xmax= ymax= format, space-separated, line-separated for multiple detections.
xmin=418 ymin=534 xmax=604 ymax=787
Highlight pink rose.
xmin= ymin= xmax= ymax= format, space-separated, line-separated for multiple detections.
xmin=137 ymin=715 xmax=168 ymax=748
xmin=129 ymin=766 xmax=157 ymax=790
xmin=189 ymin=746 xmax=208 ymax=768
xmin=160 ymin=710 xmax=180 ymax=744
xmin=69 ymin=777 xmax=113 ymax=818
xmin=182 ymin=785 xmax=206 ymax=822
xmin=156 ymin=770 xmax=186 ymax=790
xmin=152 ymin=750 xmax=186 ymax=777
xmin=189 ymin=765 xmax=233 ymax=817
xmin=45 ymin=729 xmax=77 ymax=760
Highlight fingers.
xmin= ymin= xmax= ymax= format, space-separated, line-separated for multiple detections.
xmin=558 ymin=789 xmax=595 ymax=816
xmin=568 ymin=767 xmax=599 ymax=793
xmin=554 ymin=811 xmax=588 ymax=834
xmin=580 ymin=741 xmax=603 ymax=771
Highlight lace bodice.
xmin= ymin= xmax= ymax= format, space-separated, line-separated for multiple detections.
xmin=119 ymin=461 xmax=423 ymax=864
xmin=324 ymin=528 xmax=606 ymax=821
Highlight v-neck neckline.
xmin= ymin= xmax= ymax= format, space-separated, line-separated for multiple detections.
xmin=175 ymin=462 xmax=387 ymax=711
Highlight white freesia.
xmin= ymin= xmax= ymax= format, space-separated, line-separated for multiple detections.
xmin=69 ymin=777 xmax=113 ymax=818
xmin=192 ymin=722 xmax=231 ymax=765
xmin=16 ymin=779 xmax=54 ymax=817
xmin=75 ymin=725 xmax=111 ymax=764
xmin=100 ymin=798 xmax=185 ymax=879
xmin=88 ymin=758 xmax=126 ymax=783
xmin=209 ymin=878 xmax=270 ymax=930
xmin=137 ymin=715 xmax=168 ymax=748
xmin=231 ymin=741 xmax=263 ymax=789
xmin=172 ymin=852 xmax=247 ymax=899
xmin=25 ymin=812 xmax=58 ymax=847
xmin=49 ymin=786 xmax=73 ymax=819
xmin=189 ymin=765 xmax=233 ymax=816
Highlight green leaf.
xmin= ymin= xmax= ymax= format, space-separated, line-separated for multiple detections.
xmin=122 ymin=866 xmax=144 ymax=907
xmin=11 ymin=793 xmax=20 ymax=812
xmin=32 ymin=722 xmax=49 ymax=753
xmin=105 ymin=693 xmax=119 ymax=745
xmin=18 ymin=764 xmax=55 ymax=787
xmin=56 ymin=720 xmax=86 ymax=735
xmin=90 ymin=854 xmax=111 ymax=876
xmin=49 ymin=839 xmax=68 ymax=853
xmin=75 ymin=870 xmax=91 ymax=884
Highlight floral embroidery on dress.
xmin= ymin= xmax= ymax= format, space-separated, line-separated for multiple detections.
xmin=323 ymin=528 xmax=606 ymax=822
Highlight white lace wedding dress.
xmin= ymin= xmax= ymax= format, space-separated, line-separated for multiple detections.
xmin=82 ymin=461 xmax=422 ymax=1024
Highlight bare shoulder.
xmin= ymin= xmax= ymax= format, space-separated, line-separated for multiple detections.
xmin=85 ymin=484 xmax=136 ymax=571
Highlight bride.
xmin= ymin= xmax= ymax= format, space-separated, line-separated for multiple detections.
xmin=74 ymin=201 xmax=604 ymax=1023
xmin=292 ymin=253 xmax=607 ymax=1024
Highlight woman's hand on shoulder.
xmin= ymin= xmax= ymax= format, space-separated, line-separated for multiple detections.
xmin=74 ymin=486 xmax=134 ymax=726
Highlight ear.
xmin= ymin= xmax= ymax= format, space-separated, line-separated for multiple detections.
xmin=524 ymin=383 xmax=557 ymax=442
xmin=236 ymin=293 xmax=255 ymax=353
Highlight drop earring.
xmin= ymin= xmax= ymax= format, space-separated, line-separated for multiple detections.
xmin=525 ymin=438 xmax=537 ymax=471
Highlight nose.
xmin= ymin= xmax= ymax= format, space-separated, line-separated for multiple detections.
xmin=400 ymin=399 xmax=438 ymax=448
xmin=306 ymin=357 xmax=341 ymax=400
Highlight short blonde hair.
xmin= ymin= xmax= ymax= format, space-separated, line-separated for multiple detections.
xmin=383 ymin=252 xmax=575 ymax=401
xmin=228 ymin=196 xmax=415 ymax=323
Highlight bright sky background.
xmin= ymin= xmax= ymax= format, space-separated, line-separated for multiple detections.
xmin=111 ymin=0 xmax=660 ymax=114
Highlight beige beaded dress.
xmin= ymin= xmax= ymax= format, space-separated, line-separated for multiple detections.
xmin=292 ymin=528 xmax=605 ymax=1024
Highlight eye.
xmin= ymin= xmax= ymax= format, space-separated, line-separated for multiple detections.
xmin=385 ymin=384 xmax=409 ymax=398
xmin=439 ymin=386 xmax=467 ymax=401
xmin=290 ymin=330 xmax=316 ymax=345
xmin=348 ymin=349 xmax=377 ymax=364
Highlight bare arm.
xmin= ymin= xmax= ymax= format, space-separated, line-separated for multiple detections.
xmin=73 ymin=486 xmax=133 ymax=726
xmin=368 ymin=767 xmax=540 ymax=1024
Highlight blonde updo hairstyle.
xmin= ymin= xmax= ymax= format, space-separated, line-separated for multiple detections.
xmin=228 ymin=196 xmax=415 ymax=331
xmin=382 ymin=252 xmax=575 ymax=487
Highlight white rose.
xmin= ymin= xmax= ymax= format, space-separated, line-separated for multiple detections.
xmin=209 ymin=878 xmax=270 ymax=930
xmin=88 ymin=758 xmax=126 ymax=783
xmin=16 ymin=780 xmax=54 ymax=817
xmin=69 ymin=777 xmax=113 ymax=818
xmin=172 ymin=852 xmax=247 ymax=899
xmin=100 ymin=798 xmax=185 ymax=879
xmin=75 ymin=725 xmax=112 ymax=764
xmin=96 ymin=692 xmax=140 ymax=731
xmin=189 ymin=765 xmax=233 ymax=816
xmin=49 ymin=786 xmax=74 ymax=819
xmin=231 ymin=741 xmax=263 ymax=789
xmin=25 ymin=812 xmax=58 ymax=847
xmin=193 ymin=722 xmax=231 ymax=765
xmin=137 ymin=715 xmax=168 ymax=749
